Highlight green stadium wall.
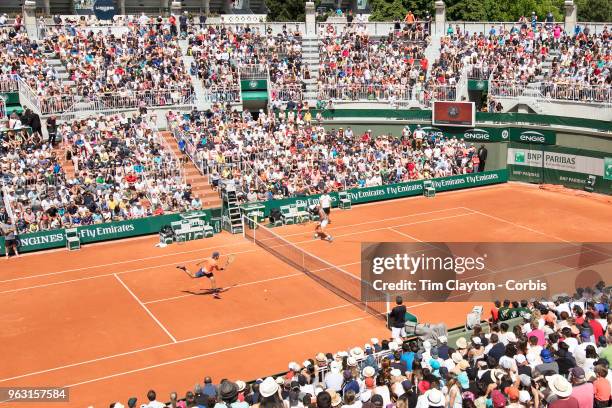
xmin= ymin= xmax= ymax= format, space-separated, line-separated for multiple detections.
xmin=0 ymin=209 xmax=220 ymax=256
xmin=242 ymin=169 xmax=508 ymax=217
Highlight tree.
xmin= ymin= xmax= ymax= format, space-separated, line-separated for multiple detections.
xmin=404 ymin=0 xmax=434 ymax=17
xmin=576 ymin=0 xmax=612 ymax=21
xmin=446 ymin=0 xmax=487 ymax=21
xmin=370 ymin=0 xmax=408 ymax=21
xmin=266 ymin=0 xmax=307 ymax=21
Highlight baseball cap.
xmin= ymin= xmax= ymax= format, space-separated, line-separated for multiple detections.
xmin=570 ymin=367 xmax=585 ymax=379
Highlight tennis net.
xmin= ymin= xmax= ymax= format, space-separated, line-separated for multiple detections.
xmin=242 ymin=216 xmax=389 ymax=322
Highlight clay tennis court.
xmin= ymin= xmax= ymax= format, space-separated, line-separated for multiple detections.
xmin=1 ymin=183 xmax=610 ymax=407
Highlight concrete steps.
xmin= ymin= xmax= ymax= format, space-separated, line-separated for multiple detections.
xmin=179 ymin=40 xmax=211 ymax=111
xmin=54 ymin=143 xmax=76 ymax=179
xmin=160 ymin=131 xmax=222 ymax=208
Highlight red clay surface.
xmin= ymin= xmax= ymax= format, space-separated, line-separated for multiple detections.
xmin=1 ymin=183 xmax=611 ymax=407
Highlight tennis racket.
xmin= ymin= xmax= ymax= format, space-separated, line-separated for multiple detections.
xmin=223 ymin=254 xmax=236 ymax=269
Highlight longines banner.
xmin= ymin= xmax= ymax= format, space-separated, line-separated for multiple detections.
xmin=0 ymin=210 xmax=215 ymax=255
xmin=361 ymin=242 xmax=612 ymax=302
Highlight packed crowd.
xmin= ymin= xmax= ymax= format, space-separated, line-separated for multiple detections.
xmin=168 ymin=106 xmax=487 ymax=203
xmin=0 ymin=111 xmax=199 ymax=238
xmin=185 ymin=24 xmax=304 ymax=102
xmin=37 ymin=21 xmax=192 ymax=113
xmin=539 ymin=25 xmax=611 ymax=102
xmin=0 ymin=14 xmax=193 ymax=114
xmin=317 ymin=23 xmax=430 ymax=102
xmin=105 ymin=285 xmax=612 ymax=408
xmin=1 ymin=13 xmax=609 ymax=108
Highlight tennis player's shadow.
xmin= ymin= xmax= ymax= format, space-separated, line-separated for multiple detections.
xmin=182 ymin=287 xmax=231 ymax=297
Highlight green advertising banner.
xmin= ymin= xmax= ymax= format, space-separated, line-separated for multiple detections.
xmin=241 ymin=79 xmax=267 ymax=91
xmin=405 ymin=125 xmax=510 ymax=143
xmin=242 ymin=169 xmax=508 ymax=217
xmin=468 ymin=79 xmax=489 ymax=92
xmin=508 ymin=128 xmax=556 ymax=145
xmin=0 ymin=209 xmax=217 ymax=256
xmin=507 ymin=143 xmax=612 ymax=194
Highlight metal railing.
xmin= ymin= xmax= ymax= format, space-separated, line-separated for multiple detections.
xmin=0 ymin=75 xmax=19 ymax=93
xmin=201 ymin=86 xmax=241 ymax=104
xmin=318 ymin=84 xmax=413 ymax=102
xmin=490 ymin=80 xmax=612 ymax=104
xmin=16 ymin=77 xmax=42 ymax=114
xmin=539 ymin=83 xmax=612 ymax=104
xmin=0 ymin=96 xmax=5 ymax=120
xmin=467 ymin=65 xmax=492 ymax=80
xmin=40 ymin=89 xmax=194 ymax=115
xmin=317 ymin=21 xmax=433 ymax=38
xmin=239 ymin=63 xmax=269 ymax=79
xmin=1 ymin=185 xmax=16 ymax=225
xmin=270 ymin=84 xmax=303 ymax=102
xmin=445 ymin=21 xmax=610 ymax=35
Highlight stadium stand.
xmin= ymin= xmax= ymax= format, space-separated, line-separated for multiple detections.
xmin=167 ymin=107 xmax=484 ymax=202
xmin=98 ymin=287 xmax=611 ymax=408
xmin=0 ymin=2 xmax=611 ymax=407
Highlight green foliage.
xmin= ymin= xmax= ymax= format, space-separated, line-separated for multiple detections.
xmin=370 ymin=0 xmax=408 ymax=21
xmin=404 ymin=0 xmax=434 ymax=16
xmin=446 ymin=0 xmax=487 ymax=21
xmin=264 ymin=0 xmax=610 ymax=22
xmin=576 ymin=0 xmax=612 ymax=21
xmin=267 ymin=0 xmax=307 ymax=21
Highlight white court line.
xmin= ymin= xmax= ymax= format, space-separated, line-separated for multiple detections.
xmin=0 ymin=302 xmax=433 ymax=387
xmin=144 ymin=261 xmax=362 ymax=305
xmin=0 ymin=207 xmax=466 ymax=284
xmin=280 ymin=207 xmax=466 ymax=238
xmin=0 ymin=212 xmax=476 ymax=295
xmin=0 ymin=247 xmax=259 ymax=295
xmin=388 ymin=227 xmax=423 ymax=242
xmin=60 ymin=315 xmax=372 ymax=389
xmin=0 ymin=239 xmax=253 ymax=284
xmin=462 ymin=207 xmax=570 ymax=243
xmin=0 ymin=303 xmax=348 ymax=383
xmin=0 ymin=299 xmax=437 ymax=384
xmin=144 ymin=272 xmax=306 ymax=304
xmin=113 ymin=274 xmax=177 ymax=343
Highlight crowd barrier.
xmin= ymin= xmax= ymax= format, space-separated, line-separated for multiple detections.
xmin=490 ymin=80 xmax=612 ymax=104
xmin=314 ymin=109 xmax=611 ymax=132
xmin=241 ymin=169 xmax=508 ymax=217
xmin=0 ymin=209 xmax=220 ymax=256
xmin=40 ymin=89 xmax=195 ymax=115
xmin=507 ymin=143 xmax=612 ymax=194
xmin=271 ymin=84 xmax=303 ymax=102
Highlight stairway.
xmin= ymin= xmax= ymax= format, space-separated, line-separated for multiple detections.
xmin=301 ymin=37 xmax=320 ymax=105
xmin=178 ymin=39 xmax=210 ymax=111
xmin=160 ymin=131 xmax=222 ymax=208
xmin=424 ymin=34 xmax=441 ymax=78
xmin=54 ymin=143 xmax=76 ymax=180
